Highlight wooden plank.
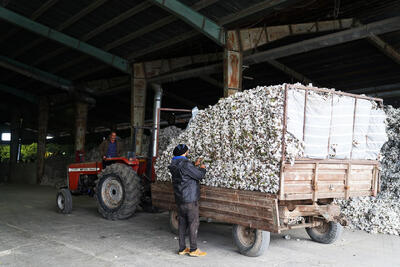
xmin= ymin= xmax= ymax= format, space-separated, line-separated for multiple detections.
xmin=151 ymin=182 xmax=279 ymax=232
xmin=318 ymin=164 xmax=349 ymax=169
xmin=284 ymin=163 xmax=315 ymax=170
xmin=200 ymin=202 xmax=273 ymax=221
xmin=294 ymin=159 xmax=379 ymax=165
xmin=317 ymin=182 xmax=345 ymax=194
xmin=317 ymin=173 xmax=346 ymax=181
xmin=351 ymin=165 xmax=375 ymax=170
xmin=312 ymin=163 xmax=319 ymax=202
xmin=284 ymin=184 xmax=313 ymax=193
xmin=282 ymin=193 xmax=313 ymax=200
xmin=344 ymin=163 xmax=351 ymax=199
xmin=282 ymin=172 xmax=314 ymax=181
xmin=372 ymin=166 xmax=378 ymax=196
xmin=350 ymin=174 xmax=373 ymax=181
xmin=200 ymin=210 xmax=278 ymax=232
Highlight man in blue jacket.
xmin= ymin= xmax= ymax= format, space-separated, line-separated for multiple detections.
xmin=168 ymin=144 xmax=207 ymax=257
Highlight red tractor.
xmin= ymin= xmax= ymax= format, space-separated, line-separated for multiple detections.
xmin=55 ymin=108 xmax=191 ymax=220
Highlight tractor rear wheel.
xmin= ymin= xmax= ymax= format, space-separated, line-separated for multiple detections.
xmin=96 ymin=163 xmax=142 ymax=220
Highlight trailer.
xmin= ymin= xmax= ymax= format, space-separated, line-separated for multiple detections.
xmin=151 ymin=84 xmax=383 ymax=257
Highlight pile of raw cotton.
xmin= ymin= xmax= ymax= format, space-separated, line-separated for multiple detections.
xmin=158 ymin=126 xmax=183 ymax=153
xmin=337 ymin=106 xmax=400 ymax=235
xmin=155 ymin=85 xmax=304 ymax=193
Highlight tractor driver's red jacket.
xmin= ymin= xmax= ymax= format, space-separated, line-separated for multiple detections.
xmin=168 ymin=156 xmax=206 ymax=204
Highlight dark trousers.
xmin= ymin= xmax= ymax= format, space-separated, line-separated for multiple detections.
xmin=177 ymin=201 xmax=199 ymax=251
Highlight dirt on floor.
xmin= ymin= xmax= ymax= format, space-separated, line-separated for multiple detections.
xmin=0 ymin=184 xmax=399 ymax=267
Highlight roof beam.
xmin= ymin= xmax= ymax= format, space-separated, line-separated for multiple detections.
xmin=347 ymin=82 xmax=400 ymax=94
xmin=28 ymin=1 xmax=152 ymax=68
xmin=354 ymin=20 xmax=400 ymax=65
xmin=104 ymin=0 xmax=219 ymax=51
xmin=147 ymin=17 xmax=400 ymax=83
xmin=164 ymin=91 xmax=205 ymax=109
xmin=0 ymin=0 xmax=59 ymax=44
xmin=199 ymin=75 xmax=223 ymax=88
xmin=0 ymin=83 xmax=38 ymax=103
xmin=236 ymin=18 xmax=354 ymax=52
xmin=149 ymin=63 xmax=222 ymax=84
xmin=127 ymin=31 xmax=198 ymax=61
xmin=267 ymin=59 xmax=314 ymax=85
xmin=10 ymin=0 xmax=108 ymax=59
xmin=148 ymin=0 xmax=224 ymax=45
xmin=219 ymin=0 xmax=301 ymax=25
xmin=368 ymin=89 xmax=400 ymax=98
xmin=366 ymin=33 xmax=400 ymax=65
xmin=0 ymin=55 xmax=73 ymax=91
xmin=48 ymin=0 xmax=218 ymax=78
xmin=244 ymin=16 xmax=400 ymax=65
xmin=0 ymin=6 xmax=130 ymax=73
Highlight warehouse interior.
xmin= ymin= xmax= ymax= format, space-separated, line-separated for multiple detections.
xmin=0 ymin=0 xmax=400 ymax=266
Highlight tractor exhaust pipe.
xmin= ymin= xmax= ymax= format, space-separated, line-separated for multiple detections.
xmin=151 ymin=84 xmax=162 ymax=158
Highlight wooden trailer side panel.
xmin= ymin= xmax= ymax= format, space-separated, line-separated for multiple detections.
xmin=151 ymin=182 xmax=280 ymax=233
xmin=280 ymin=160 xmax=379 ymax=201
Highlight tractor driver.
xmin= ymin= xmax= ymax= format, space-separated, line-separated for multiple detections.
xmin=168 ymin=144 xmax=207 ymax=257
xmin=99 ymin=131 xmax=122 ymax=161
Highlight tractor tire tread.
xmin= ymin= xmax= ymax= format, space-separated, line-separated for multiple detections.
xmin=96 ymin=163 xmax=142 ymax=220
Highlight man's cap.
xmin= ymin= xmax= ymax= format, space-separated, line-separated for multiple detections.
xmin=173 ymin=144 xmax=188 ymax=156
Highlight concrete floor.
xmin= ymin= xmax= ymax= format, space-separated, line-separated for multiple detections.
xmin=0 ymin=184 xmax=399 ymax=267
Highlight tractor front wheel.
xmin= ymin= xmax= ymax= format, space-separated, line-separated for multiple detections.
xmin=56 ymin=188 xmax=72 ymax=214
xmin=96 ymin=163 xmax=142 ymax=220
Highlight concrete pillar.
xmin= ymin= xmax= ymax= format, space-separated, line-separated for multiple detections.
xmin=223 ymin=30 xmax=243 ymax=97
xmin=74 ymin=101 xmax=88 ymax=163
xmin=36 ymin=97 xmax=48 ymax=184
xmin=131 ymin=63 xmax=147 ymax=156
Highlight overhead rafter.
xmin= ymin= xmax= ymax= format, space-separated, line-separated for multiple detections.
xmin=354 ymin=20 xmax=400 ymax=65
xmin=366 ymin=34 xmax=400 ymax=65
xmin=49 ymin=0 xmax=218 ymax=76
xmin=348 ymin=82 xmax=400 ymax=94
xmin=148 ymin=0 xmax=224 ymax=45
xmin=126 ymin=1 xmax=309 ymax=62
xmin=244 ymin=16 xmax=400 ymax=65
xmin=164 ymin=91 xmax=205 ymax=109
xmin=267 ymin=59 xmax=314 ymax=85
xmin=11 ymin=0 xmax=109 ymax=59
xmin=0 ymin=83 xmax=38 ymax=103
xmin=0 ymin=6 xmax=130 ymax=73
xmin=0 ymin=55 xmax=74 ymax=91
xmin=28 ymin=1 xmax=152 ymax=68
xmin=0 ymin=0 xmax=59 ymax=45
xmin=147 ymin=17 xmax=400 ymax=83
xmin=199 ymin=75 xmax=223 ymax=88
xmin=236 ymin=18 xmax=354 ymax=52
xmin=219 ymin=0 xmax=301 ymax=25
xmin=149 ymin=63 xmax=222 ymax=84
xmin=127 ymin=31 xmax=198 ymax=60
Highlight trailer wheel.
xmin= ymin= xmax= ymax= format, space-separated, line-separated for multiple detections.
xmin=306 ymin=221 xmax=342 ymax=244
xmin=56 ymin=188 xmax=72 ymax=214
xmin=169 ymin=210 xmax=179 ymax=235
xmin=96 ymin=163 xmax=142 ymax=220
xmin=232 ymin=224 xmax=270 ymax=257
